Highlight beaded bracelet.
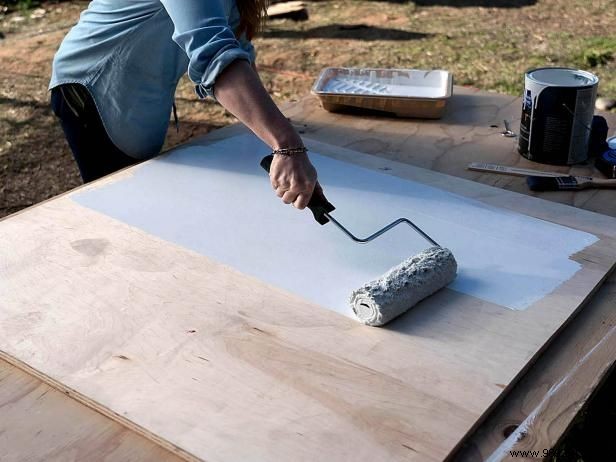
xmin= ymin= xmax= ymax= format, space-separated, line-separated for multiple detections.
xmin=271 ymin=146 xmax=308 ymax=156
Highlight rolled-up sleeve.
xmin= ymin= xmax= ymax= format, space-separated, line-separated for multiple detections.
xmin=160 ymin=0 xmax=254 ymax=99
xmin=238 ymin=31 xmax=256 ymax=61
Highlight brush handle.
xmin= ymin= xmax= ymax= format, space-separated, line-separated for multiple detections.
xmin=527 ymin=175 xmax=616 ymax=191
xmin=260 ymin=155 xmax=336 ymax=225
xmin=587 ymin=178 xmax=616 ymax=188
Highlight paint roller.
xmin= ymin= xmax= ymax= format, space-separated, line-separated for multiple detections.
xmin=261 ymin=155 xmax=457 ymax=327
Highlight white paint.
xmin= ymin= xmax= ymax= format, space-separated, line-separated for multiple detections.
xmin=528 ymin=67 xmax=598 ymax=87
xmin=322 ymin=78 xmax=444 ymax=98
xmin=72 ymin=134 xmax=598 ymax=316
xmin=316 ymin=68 xmax=451 ymax=98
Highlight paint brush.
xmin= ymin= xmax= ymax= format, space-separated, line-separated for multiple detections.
xmin=526 ymin=176 xmax=616 ymax=191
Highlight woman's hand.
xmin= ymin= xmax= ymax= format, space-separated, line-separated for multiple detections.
xmin=269 ymin=152 xmax=318 ymax=210
xmin=212 ymin=61 xmax=326 ymax=209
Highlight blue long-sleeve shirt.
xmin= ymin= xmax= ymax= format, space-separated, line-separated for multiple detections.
xmin=49 ymin=0 xmax=255 ymax=159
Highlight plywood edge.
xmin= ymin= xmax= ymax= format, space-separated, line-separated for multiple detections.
xmin=444 ymin=304 xmax=613 ymax=460
xmin=0 ymin=350 xmax=200 ymax=462
xmin=454 ymin=273 xmax=616 ymax=460
xmin=446 ymin=241 xmax=616 ymax=460
xmin=486 ymin=325 xmax=616 ymax=461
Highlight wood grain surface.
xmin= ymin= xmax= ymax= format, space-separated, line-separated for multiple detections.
xmin=0 ymin=361 xmax=182 ymax=462
xmin=1 ymin=131 xmax=615 ymax=461
xmin=486 ymin=324 xmax=615 ymax=461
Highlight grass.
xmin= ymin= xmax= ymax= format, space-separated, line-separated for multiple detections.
xmin=578 ymin=36 xmax=616 ymax=68
xmin=2 ymin=0 xmax=41 ymax=12
xmin=251 ymin=0 xmax=616 ymax=101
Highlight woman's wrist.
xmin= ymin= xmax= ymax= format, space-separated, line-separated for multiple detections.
xmin=270 ymin=128 xmax=304 ymax=151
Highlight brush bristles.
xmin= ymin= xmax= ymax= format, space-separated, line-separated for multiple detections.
xmin=526 ymin=176 xmax=581 ymax=191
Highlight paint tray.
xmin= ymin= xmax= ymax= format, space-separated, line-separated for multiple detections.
xmin=311 ymin=68 xmax=453 ymax=118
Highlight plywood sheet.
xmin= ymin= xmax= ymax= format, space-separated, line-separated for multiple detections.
xmin=1 ymin=136 xmax=615 ymax=462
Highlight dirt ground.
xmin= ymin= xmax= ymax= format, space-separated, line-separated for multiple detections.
xmin=0 ymin=1 xmax=615 ymax=459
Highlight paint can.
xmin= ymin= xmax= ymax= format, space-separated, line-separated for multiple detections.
xmin=518 ymin=67 xmax=599 ymax=165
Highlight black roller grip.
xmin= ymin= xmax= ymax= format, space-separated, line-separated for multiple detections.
xmin=260 ymin=154 xmax=335 ymax=225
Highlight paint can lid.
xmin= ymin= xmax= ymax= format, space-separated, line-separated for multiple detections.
xmin=596 ymin=148 xmax=616 ymax=179
xmin=527 ymin=68 xmax=599 ymax=87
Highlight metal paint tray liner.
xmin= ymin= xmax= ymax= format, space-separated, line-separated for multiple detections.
xmin=312 ymin=67 xmax=453 ymax=118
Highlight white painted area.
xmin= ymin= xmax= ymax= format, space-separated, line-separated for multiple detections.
xmin=73 ymin=134 xmax=597 ymax=315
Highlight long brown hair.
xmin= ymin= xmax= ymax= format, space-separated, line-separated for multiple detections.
xmin=235 ymin=0 xmax=269 ymax=40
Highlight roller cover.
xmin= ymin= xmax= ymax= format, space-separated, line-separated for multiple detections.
xmin=350 ymin=246 xmax=457 ymax=326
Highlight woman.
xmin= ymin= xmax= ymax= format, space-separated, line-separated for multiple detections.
xmin=49 ymin=0 xmax=322 ymax=210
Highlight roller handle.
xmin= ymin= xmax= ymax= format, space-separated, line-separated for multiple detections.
xmin=260 ymin=154 xmax=335 ymax=225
